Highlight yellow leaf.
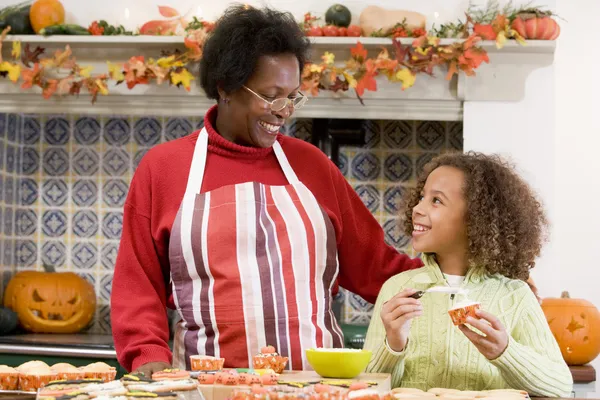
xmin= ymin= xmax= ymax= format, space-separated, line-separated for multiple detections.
xmin=510 ymin=30 xmax=527 ymax=46
xmin=495 ymin=32 xmax=507 ymax=49
xmin=395 ymin=68 xmax=416 ymax=90
xmin=107 ymin=62 xmax=125 ymax=81
xmin=415 ymin=47 xmax=431 ymax=56
xmin=321 ymin=52 xmax=335 ymax=65
xmin=310 ymin=64 xmax=324 ymax=73
xmin=427 ymin=36 xmax=440 ymax=46
xmin=11 ymin=41 xmax=21 ymax=59
xmin=157 ymin=55 xmax=184 ymax=69
xmin=0 ymin=62 xmax=21 ymax=82
xmin=170 ymin=68 xmax=195 ymax=91
xmin=343 ymin=72 xmax=357 ymax=88
xmin=96 ymin=79 xmax=108 ymax=95
xmin=79 ymin=66 xmax=94 ymax=78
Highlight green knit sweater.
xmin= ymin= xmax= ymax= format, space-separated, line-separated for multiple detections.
xmin=363 ymin=254 xmax=573 ymax=397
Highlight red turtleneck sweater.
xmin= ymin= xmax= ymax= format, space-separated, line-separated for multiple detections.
xmin=111 ymin=106 xmax=423 ymax=372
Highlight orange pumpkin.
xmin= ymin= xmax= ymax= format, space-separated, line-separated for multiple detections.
xmin=511 ymin=13 xmax=560 ymax=40
xmin=3 ymin=267 xmax=96 ymax=333
xmin=541 ymin=291 xmax=600 ymax=365
xmin=29 ymin=0 xmax=65 ymax=34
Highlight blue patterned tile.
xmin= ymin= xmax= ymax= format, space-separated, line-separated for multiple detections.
xmin=197 ymin=118 xmax=204 ymax=129
xmin=44 ymin=117 xmax=70 ymax=145
xmin=449 ymin=121 xmax=463 ymax=150
xmin=383 ymin=186 xmax=405 ymax=215
xmin=21 ymin=147 xmax=40 ymax=175
xmin=165 ymin=118 xmax=193 ymax=142
xmin=15 ymin=209 xmax=37 ymax=236
xmin=3 ymin=239 xmax=14 ymax=266
xmin=74 ymin=117 xmax=101 ymax=145
xmin=7 ymin=114 xmax=19 ymax=142
xmin=41 ymin=241 xmax=66 ymax=267
xmin=4 ymin=176 xmax=14 ymax=204
xmin=3 ymin=207 xmax=13 ymax=235
xmin=72 ymin=210 xmax=99 ymax=238
xmin=354 ymin=184 xmax=380 ymax=213
xmin=384 ymin=153 xmax=413 ymax=182
xmin=101 ymin=242 xmax=119 ymax=270
xmin=0 ymin=175 xmax=3 ymax=203
xmin=351 ymin=152 xmax=380 ymax=181
xmin=283 ymin=119 xmax=312 ymax=141
xmin=0 ymin=139 xmax=4 ymax=169
xmin=19 ymin=178 xmax=38 ymax=206
xmin=133 ymin=149 xmax=148 ymax=170
xmin=42 ymin=179 xmax=68 ymax=206
xmin=103 ymin=179 xmax=128 ymax=208
xmin=78 ymin=272 xmax=96 ymax=286
xmin=73 ymin=148 xmax=99 ymax=176
xmin=23 ymin=115 xmax=41 ymax=144
xmin=16 ymin=240 xmax=37 ymax=267
xmin=416 ymin=121 xmax=445 ymax=150
xmin=416 ymin=153 xmax=437 ymax=176
xmin=72 ymin=179 xmax=98 ymax=207
xmin=103 ymin=148 xmax=129 ymax=176
xmin=102 ymin=212 xmax=123 ymax=239
xmin=42 ymin=210 xmax=68 ymax=237
xmin=134 ymin=117 xmax=162 ymax=146
xmin=43 ymin=148 xmax=69 ymax=175
xmin=72 ymin=242 xmax=98 ymax=269
xmin=97 ymin=305 xmax=111 ymax=333
xmin=383 ymin=121 xmax=413 ymax=149
xmin=0 ymin=113 xmax=6 ymax=137
xmin=104 ymin=117 xmax=131 ymax=145
xmin=348 ymin=292 xmax=374 ymax=312
xmin=6 ymin=144 xmax=15 ymax=173
xmin=337 ymin=151 xmax=348 ymax=176
xmin=383 ymin=218 xmax=410 ymax=249
xmin=362 ymin=120 xmax=381 ymax=148
xmin=99 ymin=274 xmax=113 ymax=303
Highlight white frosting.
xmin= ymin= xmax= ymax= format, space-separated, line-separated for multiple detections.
xmin=348 ymin=389 xmax=379 ymax=399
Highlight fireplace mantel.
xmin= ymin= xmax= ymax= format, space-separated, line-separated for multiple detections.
xmin=0 ymin=36 xmax=555 ymax=121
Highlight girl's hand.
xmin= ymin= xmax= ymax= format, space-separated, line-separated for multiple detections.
xmin=381 ymin=288 xmax=423 ymax=352
xmin=458 ymin=309 xmax=509 ymax=360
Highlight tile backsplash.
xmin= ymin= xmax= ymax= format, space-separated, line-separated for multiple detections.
xmin=0 ymin=113 xmax=462 ymax=334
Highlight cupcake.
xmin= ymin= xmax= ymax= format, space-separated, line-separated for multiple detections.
xmin=448 ymin=301 xmax=481 ymax=326
xmin=190 ymin=355 xmax=225 ymax=371
xmin=16 ymin=360 xmax=49 ymax=373
xmin=51 ymin=363 xmax=86 ymax=381
xmin=0 ymin=365 xmax=19 ymax=390
xmin=81 ymin=362 xmax=117 ymax=382
xmin=252 ymin=346 xmax=288 ymax=374
xmin=18 ymin=363 xmax=58 ymax=392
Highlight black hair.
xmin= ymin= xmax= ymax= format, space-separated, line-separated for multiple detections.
xmin=199 ymin=4 xmax=310 ymax=100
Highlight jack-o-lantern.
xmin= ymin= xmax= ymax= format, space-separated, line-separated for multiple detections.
xmin=542 ymin=291 xmax=600 ymax=365
xmin=3 ymin=265 xmax=96 ymax=333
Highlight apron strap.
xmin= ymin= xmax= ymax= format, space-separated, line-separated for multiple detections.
xmin=272 ymin=141 xmax=300 ymax=184
xmin=185 ymin=128 xmax=209 ymax=195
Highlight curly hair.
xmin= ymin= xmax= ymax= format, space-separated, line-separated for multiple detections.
xmin=199 ymin=4 xmax=310 ymax=100
xmin=402 ymin=152 xmax=548 ymax=281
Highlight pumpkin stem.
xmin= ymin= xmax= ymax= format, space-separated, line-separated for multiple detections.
xmin=561 ymin=291 xmax=570 ymax=299
xmin=42 ymin=263 xmax=56 ymax=273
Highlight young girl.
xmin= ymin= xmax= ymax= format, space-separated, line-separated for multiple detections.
xmin=363 ymin=152 xmax=572 ymax=397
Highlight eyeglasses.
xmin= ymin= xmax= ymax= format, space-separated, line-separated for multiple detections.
xmin=243 ymin=85 xmax=308 ymax=112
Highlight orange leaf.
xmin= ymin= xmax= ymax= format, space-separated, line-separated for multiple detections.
xmin=21 ymin=63 xmax=42 ymax=89
xmin=158 ymin=5 xmax=180 ymax=17
xmin=139 ymin=20 xmax=180 ymax=35
xmin=350 ymin=42 xmax=367 ymax=62
xmin=184 ymin=37 xmax=203 ymax=61
xmin=42 ymin=79 xmax=58 ymax=99
xmin=57 ymin=77 xmax=73 ymax=95
xmin=355 ymin=72 xmax=377 ymax=97
xmin=446 ymin=61 xmax=458 ymax=80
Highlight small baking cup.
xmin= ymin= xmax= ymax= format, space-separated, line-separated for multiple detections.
xmin=18 ymin=373 xmax=59 ymax=391
xmin=448 ymin=303 xmax=481 ymax=326
xmin=190 ymin=356 xmax=225 ymax=371
xmin=0 ymin=372 xmax=19 ymax=390
xmin=252 ymin=355 xmax=288 ymax=374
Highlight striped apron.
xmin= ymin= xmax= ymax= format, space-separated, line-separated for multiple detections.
xmin=169 ymin=128 xmax=344 ymax=371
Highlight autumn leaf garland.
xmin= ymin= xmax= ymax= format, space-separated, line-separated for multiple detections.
xmin=0 ymin=12 xmax=526 ymax=104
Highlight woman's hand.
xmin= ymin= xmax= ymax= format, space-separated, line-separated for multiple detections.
xmin=381 ymin=288 xmax=423 ymax=352
xmin=133 ymin=361 xmax=172 ymax=378
xmin=458 ymin=309 xmax=509 ymax=360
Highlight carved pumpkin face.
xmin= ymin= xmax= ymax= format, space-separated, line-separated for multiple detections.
xmin=3 ymin=271 xmax=96 ymax=333
xmin=541 ymin=291 xmax=600 ymax=365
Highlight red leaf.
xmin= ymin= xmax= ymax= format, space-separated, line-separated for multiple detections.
xmin=21 ymin=44 xmax=45 ymax=67
xmin=392 ymin=39 xmax=409 ymax=62
xmin=158 ymin=5 xmax=180 ymax=18
xmin=355 ymin=73 xmax=377 ymax=97
xmin=139 ymin=20 xmax=180 ymax=35
xmin=350 ymin=42 xmax=367 ymax=62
